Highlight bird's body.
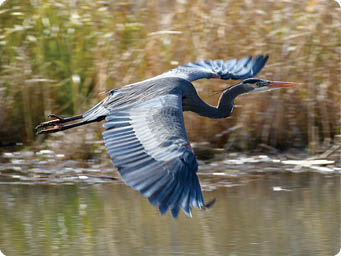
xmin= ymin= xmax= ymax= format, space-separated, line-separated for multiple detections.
xmin=83 ymin=77 xmax=232 ymax=122
xmin=36 ymin=55 xmax=297 ymax=218
xmin=83 ymin=77 xmax=193 ymax=121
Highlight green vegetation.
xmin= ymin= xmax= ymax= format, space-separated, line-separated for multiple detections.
xmin=0 ymin=0 xmax=340 ymax=153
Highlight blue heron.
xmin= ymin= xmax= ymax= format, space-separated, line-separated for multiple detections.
xmin=36 ymin=55 xmax=297 ymax=218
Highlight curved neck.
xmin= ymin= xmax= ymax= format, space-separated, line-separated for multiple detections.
xmin=187 ymin=82 xmax=246 ymax=119
xmin=227 ymin=82 xmax=248 ymax=98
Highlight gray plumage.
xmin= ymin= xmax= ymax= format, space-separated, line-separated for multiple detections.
xmin=36 ymin=55 xmax=298 ymax=218
xmin=84 ymin=78 xmax=212 ymax=217
xmin=80 ymin=56 xmax=268 ymax=217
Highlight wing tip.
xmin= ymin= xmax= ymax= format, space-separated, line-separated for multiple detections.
xmin=171 ymin=206 xmax=181 ymax=218
xmin=257 ymin=54 xmax=269 ymax=65
xmin=251 ymin=54 xmax=269 ymax=77
xmin=212 ymin=54 xmax=269 ymax=80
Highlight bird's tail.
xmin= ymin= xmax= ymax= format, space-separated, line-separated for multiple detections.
xmin=81 ymin=99 xmax=109 ymax=122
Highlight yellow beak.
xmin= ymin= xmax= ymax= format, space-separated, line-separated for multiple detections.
xmin=268 ymin=81 xmax=299 ymax=88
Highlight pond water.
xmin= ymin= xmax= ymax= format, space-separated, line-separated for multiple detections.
xmin=0 ymin=172 xmax=339 ymax=256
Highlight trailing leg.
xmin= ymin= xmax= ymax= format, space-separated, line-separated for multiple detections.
xmin=35 ymin=114 xmax=83 ymax=130
xmin=35 ymin=115 xmax=105 ymax=134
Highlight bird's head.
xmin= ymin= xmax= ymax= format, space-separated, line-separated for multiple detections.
xmin=215 ymin=77 xmax=299 ymax=118
xmin=240 ymin=78 xmax=298 ymax=94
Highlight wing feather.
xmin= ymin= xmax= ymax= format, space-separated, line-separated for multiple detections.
xmin=102 ymin=94 xmax=206 ymax=217
xmin=157 ymin=55 xmax=268 ymax=82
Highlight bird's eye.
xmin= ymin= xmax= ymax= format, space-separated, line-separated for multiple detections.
xmin=256 ymin=81 xmax=262 ymax=87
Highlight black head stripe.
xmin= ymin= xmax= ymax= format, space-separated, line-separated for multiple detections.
xmin=243 ymin=78 xmax=261 ymax=84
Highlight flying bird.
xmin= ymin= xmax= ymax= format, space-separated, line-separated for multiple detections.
xmin=36 ymin=55 xmax=297 ymax=218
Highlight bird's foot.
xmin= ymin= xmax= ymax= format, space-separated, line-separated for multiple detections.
xmin=48 ymin=114 xmax=64 ymax=120
xmin=36 ymin=125 xmax=63 ymax=135
xmin=35 ymin=114 xmax=66 ymax=130
xmin=35 ymin=114 xmax=68 ymax=134
xmin=36 ymin=114 xmax=84 ymax=135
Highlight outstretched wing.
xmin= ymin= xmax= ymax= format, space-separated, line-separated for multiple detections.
xmin=157 ymin=55 xmax=268 ymax=82
xmin=102 ymin=94 xmax=205 ymax=218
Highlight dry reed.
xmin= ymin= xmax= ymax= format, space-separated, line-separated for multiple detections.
xmin=0 ymin=0 xmax=340 ymax=153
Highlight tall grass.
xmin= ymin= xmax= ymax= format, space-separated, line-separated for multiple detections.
xmin=0 ymin=0 xmax=340 ymax=153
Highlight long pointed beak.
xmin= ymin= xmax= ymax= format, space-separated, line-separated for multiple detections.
xmin=268 ymin=81 xmax=299 ymax=88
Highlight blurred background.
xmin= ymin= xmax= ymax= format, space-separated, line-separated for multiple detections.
xmin=0 ymin=1 xmax=340 ymax=256
xmin=0 ymin=0 xmax=339 ymax=154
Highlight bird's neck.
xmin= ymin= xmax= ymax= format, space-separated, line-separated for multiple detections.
xmin=213 ymin=90 xmax=234 ymax=118
xmin=215 ymin=83 xmax=246 ymax=117
xmin=187 ymin=89 xmax=234 ymax=119
xmin=226 ymin=82 xmax=248 ymax=98
xmin=184 ymin=82 xmax=246 ymax=119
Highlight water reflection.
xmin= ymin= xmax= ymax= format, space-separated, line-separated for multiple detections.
xmin=0 ymin=173 xmax=339 ymax=256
